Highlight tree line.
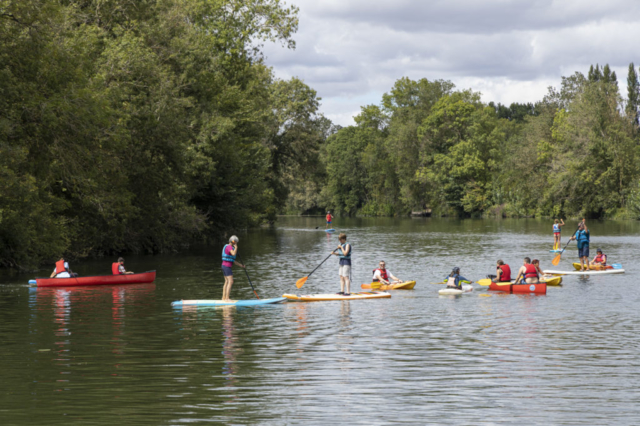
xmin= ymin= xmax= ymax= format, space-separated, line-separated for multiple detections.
xmin=293 ymin=64 xmax=640 ymax=223
xmin=0 ymin=0 xmax=329 ymax=269
xmin=2 ymin=1 xmax=640 ymax=270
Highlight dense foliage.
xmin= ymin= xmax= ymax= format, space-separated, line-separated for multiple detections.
xmin=314 ymin=69 xmax=640 ymax=220
xmin=0 ymin=0 xmax=329 ymax=269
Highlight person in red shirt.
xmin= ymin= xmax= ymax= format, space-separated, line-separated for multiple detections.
xmin=325 ymin=211 xmax=334 ymax=229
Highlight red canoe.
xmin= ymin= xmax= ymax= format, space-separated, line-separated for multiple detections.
xmin=488 ymin=281 xmax=547 ymax=295
xmin=35 ymin=271 xmax=156 ymax=287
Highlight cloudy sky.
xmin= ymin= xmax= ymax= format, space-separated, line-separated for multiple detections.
xmin=263 ymin=0 xmax=640 ymax=126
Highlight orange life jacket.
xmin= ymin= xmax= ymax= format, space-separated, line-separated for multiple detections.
xmin=55 ymin=259 xmax=67 ymax=275
xmin=594 ymin=253 xmax=606 ymax=264
xmin=112 ymin=262 xmax=121 ymax=275
xmin=498 ymin=264 xmax=511 ymax=282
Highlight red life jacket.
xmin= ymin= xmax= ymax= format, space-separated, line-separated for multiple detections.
xmin=524 ymin=264 xmax=538 ymax=279
xmin=326 ymin=214 xmax=332 ymax=221
xmin=594 ymin=253 xmax=606 ymax=263
xmin=372 ymin=268 xmax=389 ymax=282
xmin=498 ymin=264 xmax=511 ymax=282
xmin=112 ymin=262 xmax=121 ymax=275
xmin=55 ymin=259 xmax=67 ymax=275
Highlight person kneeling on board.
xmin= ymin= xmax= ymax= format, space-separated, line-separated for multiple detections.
xmin=112 ymin=257 xmax=134 ymax=275
xmin=221 ymin=235 xmax=246 ymax=302
xmin=490 ymin=259 xmax=511 ymax=283
xmin=333 ymin=233 xmax=351 ymax=296
xmin=50 ymin=258 xmax=78 ymax=278
xmin=372 ymin=261 xmax=402 ymax=286
xmin=514 ymin=257 xmax=539 ymax=284
xmin=589 ymin=248 xmax=607 ymax=268
xmin=445 ymin=267 xmax=472 ymax=289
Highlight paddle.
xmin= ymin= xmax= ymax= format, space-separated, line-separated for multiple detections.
xmin=477 ymin=278 xmax=513 ymax=286
xmin=237 ymin=255 xmax=259 ymax=300
xmin=552 ymin=224 xmax=581 ymax=266
xmin=296 ymin=249 xmax=337 ymax=289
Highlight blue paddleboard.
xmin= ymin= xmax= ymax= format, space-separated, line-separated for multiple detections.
xmin=549 ymin=249 xmax=563 ymax=253
xmin=171 ymin=297 xmax=286 ymax=307
xmin=325 ymin=229 xmax=335 ymax=233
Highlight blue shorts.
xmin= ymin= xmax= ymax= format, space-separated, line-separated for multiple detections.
xmin=221 ymin=265 xmax=233 ymax=276
xmin=327 ymin=221 xmax=332 ymax=225
xmin=578 ymin=246 xmax=589 ymax=258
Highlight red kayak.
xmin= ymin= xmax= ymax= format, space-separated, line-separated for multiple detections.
xmin=34 ymin=271 xmax=156 ymax=287
xmin=488 ymin=281 xmax=547 ymax=295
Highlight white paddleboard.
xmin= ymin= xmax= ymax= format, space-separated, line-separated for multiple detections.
xmin=439 ymin=284 xmax=474 ymax=295
xmin=543 ymin=269 xmax=625 ymax=275
xmin=172 ymin=297 xmax=286 ymax=307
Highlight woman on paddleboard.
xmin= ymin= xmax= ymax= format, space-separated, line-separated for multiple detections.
xmin=445 ymin=267 xmax=472 ymax=289
xmin=553 ymin=218 xmax=565 ymax=250
xmin=333 ymin=233 xmax=351 ymax=296
xmin=221 ymin=236 xmax=245 ymax=302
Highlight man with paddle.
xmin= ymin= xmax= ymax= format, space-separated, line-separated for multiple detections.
xmin=570 ymin=219 xmax=590 ymax=271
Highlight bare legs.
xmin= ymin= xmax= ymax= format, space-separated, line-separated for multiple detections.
xmin=340 ymin=275 xmax=350 ymax=294
xmin=222 ymin=275 xmax=234 ymax=302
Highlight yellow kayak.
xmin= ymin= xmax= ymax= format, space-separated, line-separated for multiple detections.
xmin=477 ymin=276 xmax=562 ymax=286
xmin=572 ymin=263 xmax=613 ymax=271
xmin=361 ymin=280 xmax=416 ymax=290
xmin=282 ymin=292 xmax=391 ymax=302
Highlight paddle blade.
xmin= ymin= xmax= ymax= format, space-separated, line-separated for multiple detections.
xmin=477 ymin=279 xmax=492 ymax=286
xmin=295 ymin=276 xmax=308 ymax=289
xmin=552 ymin=253 xmax=561 ymax=266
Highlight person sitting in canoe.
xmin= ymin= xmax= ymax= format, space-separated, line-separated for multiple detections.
xmin=325 ymin=211 xmax=333 ymax=229
xmin=49 ymin=258 xmax=78 ymax=278
xmin=332 ymin=233 xmax=351 ymax=296
xmin=589 ymin=248 xmax=607 ymax=268
xmin=514 ymin=257 xmax=539 ymax=284
xmin=553 ymin=218 xmax=565 ymax=250
xmin=490 ymin=259 xmax=511 ymax=283
xmin=372 ymin=261 xmax=402 ymax=285
xmin=445 ymin=267 xmax=472 ymax=289
xmin=221 ymin=236 xmax=246 ymax=302
xmin=570 ymin=219 xmax=590 ymax=271
xmin=112 ymin=257 xmax=134 ymax=275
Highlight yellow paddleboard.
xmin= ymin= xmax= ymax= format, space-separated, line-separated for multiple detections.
xmin=282 ymin=292 xmax=391 ymax=302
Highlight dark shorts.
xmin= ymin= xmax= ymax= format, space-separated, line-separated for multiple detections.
xmin=221 ymin=265 xmax=233 ymax=276
xmin=578 ymin=246 xmax=589 ymax=258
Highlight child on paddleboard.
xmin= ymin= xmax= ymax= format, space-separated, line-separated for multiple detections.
xmin=445 ymin=267 xmax=472 ymax=289
xmin=325 ymin=211 xmax=333 ymax=229
xmin=333 ymin=233 xmax=351 ymax=295
xmin=589 ymin=248 xmax=607 ymax=268
xmin=553 ymin=218 xmax=565 ymax=250
xmin=221 ymin=235 xmax=245 ymax=302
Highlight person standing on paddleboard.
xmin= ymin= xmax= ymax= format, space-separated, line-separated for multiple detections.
xmin=221 ymin=236 xmax=245 ymax=302
xmin=325 ymin=211 xmax=334 ymax=229
xmin=372 ymin=261 xmax=402 ymax=285
xmin=570 ymin=219 xmax=590 ymax=271
xmin=514 ymin=257 xmax=539 ymax=284
xmin=445 ymin=267 xmax=471 ymax=289
xmin=333 ymin=233 xmax=351 ymax=296
xmin=553 ymin=218 xmax=565 ymax=250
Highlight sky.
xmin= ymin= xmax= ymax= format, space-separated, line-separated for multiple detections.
xmin=262 ymin=0 xmax=640 ymax=126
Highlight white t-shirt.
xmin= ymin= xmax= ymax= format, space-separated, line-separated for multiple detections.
xmin=52 ymin=262 xmax=70 ymax=278
xmin=372 ymin=269 xmax=393 ymax=281
xmin=118 ymin=264 xmax=126 ymax=274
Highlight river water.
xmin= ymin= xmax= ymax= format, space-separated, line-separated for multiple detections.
xmin=1 ymin=217 xmax=639 ymax=425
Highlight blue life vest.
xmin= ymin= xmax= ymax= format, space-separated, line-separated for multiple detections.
xmin=553 ymin=224 xmax=560 ymax=233
xmin=339 ymin=243 xmax=351 ymax=260
xmin=576 ymin=230 xmax=590 ymax=248
xmin=221 ymin=244 xmax=236 ymax=263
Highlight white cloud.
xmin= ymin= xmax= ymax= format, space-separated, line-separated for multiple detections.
xmin=264 ymin=0 xmax=640 ymax=126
